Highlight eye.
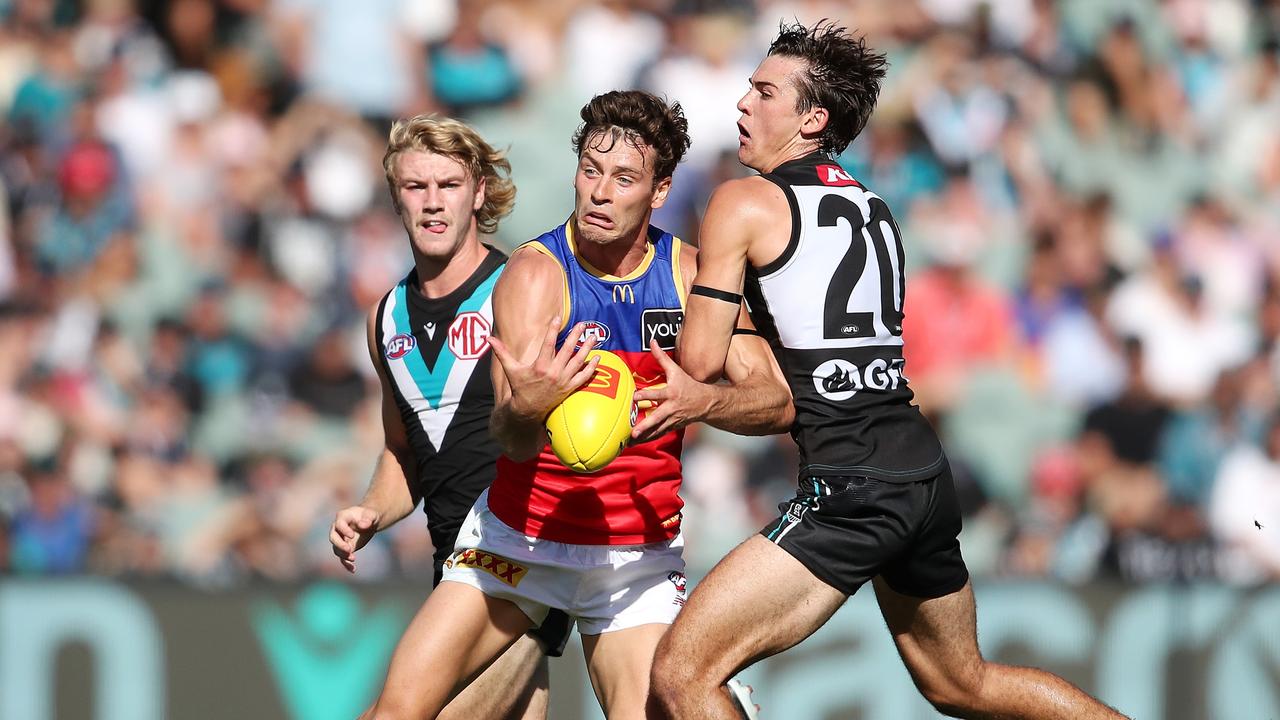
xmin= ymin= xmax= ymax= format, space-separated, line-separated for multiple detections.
xmin=617 ymin=176 xmax=634 ymax=186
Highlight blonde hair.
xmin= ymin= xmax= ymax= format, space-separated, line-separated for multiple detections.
xmin=382 ymin=115 xmax=516 ymax=234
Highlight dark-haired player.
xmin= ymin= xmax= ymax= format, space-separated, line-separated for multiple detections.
xmin=648 ymin=22 xmax=1129 ymax=720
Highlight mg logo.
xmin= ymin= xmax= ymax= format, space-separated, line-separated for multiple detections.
xmin=448 ymin=312 xmax=491 ymax=359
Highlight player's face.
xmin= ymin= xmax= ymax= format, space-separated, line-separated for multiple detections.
xmin=392 ymin=150 xmax=485 ymax=262
xmin=736 ymin=54 xmax=816 ymax=171
xmin=573 ymin=131 xmax=671 ymax=248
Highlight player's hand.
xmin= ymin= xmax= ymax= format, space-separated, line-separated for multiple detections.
xmin=489 ymin=316 xmax=600 ymax=420
xmin=631 ymin=340 xmax=712 ymax=444
xmin=330 ymin=505 xmax=380 ymax=574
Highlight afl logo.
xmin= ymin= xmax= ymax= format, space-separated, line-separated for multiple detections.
xmin=448 ymin=311 xmax=492 ymax=360
xmin=577 ymin=321 xmax=611 ymax=347
xmin=385 ymin=333 xmax=416 ymax=359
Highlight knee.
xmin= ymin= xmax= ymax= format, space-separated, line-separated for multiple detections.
xmin=650 ymin=642 xmax=710 ymax=712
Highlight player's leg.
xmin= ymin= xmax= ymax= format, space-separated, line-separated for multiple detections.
xmin=360 ymin=581 xmax=533 ymax=720
xmin=874 ymin=579 xmax=1129 ymax=719
xmin=437 ymin=633 xmax=549 ymax=720
xmin=579 ymin=623 xmax=669 ymax=720
xmin=649 ymin=535 xmax=846 ymax=719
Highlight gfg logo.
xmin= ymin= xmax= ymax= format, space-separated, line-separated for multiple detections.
xmin=811 ymin=357 xmax=907 ymax=401
xmin=642 ymin=309 xmax=684 ymax=351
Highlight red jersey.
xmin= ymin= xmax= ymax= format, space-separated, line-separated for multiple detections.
xmin=488 ymin=221 xmax=686 ymax=544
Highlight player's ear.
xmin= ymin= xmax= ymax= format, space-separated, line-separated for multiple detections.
xmin=472 ymin=175 xmax=487 ymax=212
xmin=650 ymin=175 xmax=672 ymax=210
xmin=802 ymin=106 xmax=829 ymax=138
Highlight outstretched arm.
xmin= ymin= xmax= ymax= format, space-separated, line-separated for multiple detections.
xmin=631 ymin=240 xmax=793 ymax=443
xmin=330 ymin=306 xmax=423 ymax=573
xmin=488 ymin=247 xmax=598 ymax=462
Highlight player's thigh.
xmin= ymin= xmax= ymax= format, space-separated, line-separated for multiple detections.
xmin=439 ymin=633 xmax=549 ymax=720
xmin=377 ymin=581 xmax=533 ymax=714
xmin=873 ymin=577 xmax=984 ymax=696
xmin=656 ymin=535 xmax=846 ymax=684
xmin=581 ymin=623 xmax=669 ymax=720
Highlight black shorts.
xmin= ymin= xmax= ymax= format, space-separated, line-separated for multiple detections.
xmin=759 ymin=468 xmax=969 ymax=598
xmin=432 ymin=560 xmax=573 ymax=658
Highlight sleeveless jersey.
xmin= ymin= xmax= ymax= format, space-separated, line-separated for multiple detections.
xmin=748 ymin=153 xmax=945 ymax=482
xmin=488 ymin=220 xmax=687 ymax=545
xmin=373 ymin=247 xmax=506 ymax=562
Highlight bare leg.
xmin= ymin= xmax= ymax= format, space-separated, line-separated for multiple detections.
xmin=873 ymin=578 xmax=1129 ymax=719
xmin=580 ymin=623 xmax=669 ymax=720
xmin=650 ymin=536 xmax=846 ymax=719
xmin=438 ymin=633 xmax=549 ymax=720
xmin=359 ymin=581 xmax=533 ymax=720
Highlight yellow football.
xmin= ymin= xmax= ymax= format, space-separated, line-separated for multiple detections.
xmin=545 ymin=349 xmax=637 ymax=473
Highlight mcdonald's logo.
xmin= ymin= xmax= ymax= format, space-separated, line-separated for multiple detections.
xmin=611 ymin=284 xmax=635 ymax=304
xmin=582 ymin=365 xmax=622 ymax=400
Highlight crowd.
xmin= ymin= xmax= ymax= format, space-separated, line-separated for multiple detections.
xmin=2 ymin=0 xmax=1279 ymax=587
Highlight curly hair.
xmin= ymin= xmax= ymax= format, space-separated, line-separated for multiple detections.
xmin=768 ymin=20 xmax=888 ymax=154
xmin=382 ymin=115 xmax=515 ymax=234
xmin=571 ymin=91 xmax=691 ymax=182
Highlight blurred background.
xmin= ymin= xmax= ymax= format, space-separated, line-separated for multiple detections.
xmin=1 ymin=0 xmax=1279 ymax=718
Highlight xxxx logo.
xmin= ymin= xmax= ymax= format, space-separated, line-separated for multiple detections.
xmin=582 ymin=365 xmax=622 ymax=400
xmin=445 ymin=549 xmax=528 ymax=586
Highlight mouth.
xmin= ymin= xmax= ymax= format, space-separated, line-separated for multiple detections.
xmin=737 ymin=121 xmax=750 ymax=145
xmin=582 ymin=211 xmax=614 ymax=230
xmin=422 ymin=219 xmax=447 ymax=234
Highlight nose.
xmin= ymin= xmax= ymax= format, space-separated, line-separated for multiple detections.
xmin=736 ymin=90 xmax=751 ymax=115
xmin=588 ymin=176 xmax=611 ymax=205
xmin=423 ymin=184 xmax=445 ymax=212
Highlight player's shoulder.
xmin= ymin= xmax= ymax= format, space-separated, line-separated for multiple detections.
xmin=705 ymin=176 xmax=787 ymax=226
xmin=499 ymin=242 xmax=566 ymax=291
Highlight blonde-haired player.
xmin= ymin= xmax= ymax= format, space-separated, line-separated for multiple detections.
xmin=330 ymin=114 xmax=567 ymax=720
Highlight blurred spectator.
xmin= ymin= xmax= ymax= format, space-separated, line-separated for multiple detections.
xmin=9 ymin=467 xmax=94 ymax=574
xmin=427 ymin=0 xmax=522 ymax=116
xmin=1210 ymin=411 xmax=1280 ymax=582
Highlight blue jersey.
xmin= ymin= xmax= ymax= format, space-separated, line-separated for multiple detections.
xmin=490 ymin=220 xmax=689 ymax=544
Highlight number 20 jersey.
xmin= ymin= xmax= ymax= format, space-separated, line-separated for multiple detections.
xmin=747 ymin=153 xmax=944 ymax=483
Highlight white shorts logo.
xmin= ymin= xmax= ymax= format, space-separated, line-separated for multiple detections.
xmin=812 ymin=357 xmax=906 ymax=401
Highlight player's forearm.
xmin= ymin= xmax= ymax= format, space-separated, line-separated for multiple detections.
xmin=490 ymin=402 xmax=546 ymax=463
xmin=699 ymin=372 xmax=794 ymax=435
xmin=358 ymin=447 xmax=420 ymax=531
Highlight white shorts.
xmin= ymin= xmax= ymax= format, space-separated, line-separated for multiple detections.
xmin=439 ymin=489 xmax=687 ymax=635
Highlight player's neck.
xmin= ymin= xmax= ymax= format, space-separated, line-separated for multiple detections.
xmin=412 ymin=235 xmax=487 ymax=300
xmin=758 ymin=140 xmax=823 ymax=174
xmin=573 ymin=216 xmax=651 ymax=278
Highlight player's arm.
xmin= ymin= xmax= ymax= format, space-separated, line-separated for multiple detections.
xmin=631 ymin=244 xmax=793 ymax=443
xmin=330 ymin=306 xmax=423 ymax=573
xmin=488 ymin=247 xmax=599 ymax=463
xmin=678 ymin=177 xmax=778 ymax=383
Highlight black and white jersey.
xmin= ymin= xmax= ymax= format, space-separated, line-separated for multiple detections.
xmin=373 ymin=246 xmax=506 ymax=564
xmin=746 ymin=153 xmax=944 ymax=482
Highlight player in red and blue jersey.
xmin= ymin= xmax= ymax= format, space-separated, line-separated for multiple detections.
xmin=355 ymin=91 xmax=791 ymax=720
